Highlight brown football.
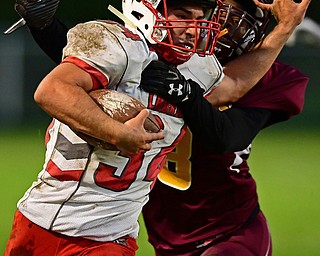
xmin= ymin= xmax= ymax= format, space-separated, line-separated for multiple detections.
xmin=76 ymin=89 xmax=160 ymax=150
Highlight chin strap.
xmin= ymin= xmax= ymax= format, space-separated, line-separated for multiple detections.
xmin=151 ymin=44 xmax=192 ymax=66
xmin=107 ymin=5 xmax=137 ymax=30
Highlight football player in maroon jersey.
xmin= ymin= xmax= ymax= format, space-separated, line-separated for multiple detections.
xmin=6 ymin=0 xmax=310 ymax=255
xmin=140 ymin=0 xmax=310 ymax=255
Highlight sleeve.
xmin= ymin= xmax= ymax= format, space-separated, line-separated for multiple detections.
xmin=178 ymin=54 xmax=224 ymax=95
xmin=234 ymin=61 xmax=309 ymax=117
xmin=30 ymin=17 xmax=69 ymax=64
xmin=61 ymin=21 xmax=128 ymax=89
xmin=177 ymin=82 xmax=287 ymax=153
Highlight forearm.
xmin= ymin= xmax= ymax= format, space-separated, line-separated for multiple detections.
xmin=210 ymin=23 xmax=296 ymax=107
xmin=228 ymin=20 xmax=297 ymax=85
xmin=35 ymin=63 xmax=164 ymax=154
xmin=30 ymin=17 xmax=68 ymax=64
xmin=178 ymin=85 xmax=282 ymax=152
xmin=34 ymin=63 xmax=125 ymax=146
xmin=13 ymin=0 xmax=65 ymax=63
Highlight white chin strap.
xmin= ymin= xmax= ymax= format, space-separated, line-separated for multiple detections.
xmin=107 ymin=5 xmax=137 ymax=30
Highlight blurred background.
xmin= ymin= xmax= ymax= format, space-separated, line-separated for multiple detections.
xmin=1 ymin=0 xmax=320 ymax=255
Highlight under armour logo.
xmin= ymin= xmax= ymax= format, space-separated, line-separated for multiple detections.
xmin=168 ymin=83 xmax=183 ymax=96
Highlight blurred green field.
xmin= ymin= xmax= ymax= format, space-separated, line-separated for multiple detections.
xmin=1 ymin=126 xmax=320 ymax=255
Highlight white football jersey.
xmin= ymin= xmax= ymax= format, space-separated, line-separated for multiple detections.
xmin=178 ymin=53 xmax=224 ymax=95
xmin=17 ymin=20 xmax=223 ymax=242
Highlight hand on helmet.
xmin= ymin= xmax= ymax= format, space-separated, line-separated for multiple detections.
xmin=15 ymin=0 xmax=60 ymax=29
xmin=140 ymin=60 xmax=198 ymax=105
xmin=253 ymin=0 xmax=311 ymax=29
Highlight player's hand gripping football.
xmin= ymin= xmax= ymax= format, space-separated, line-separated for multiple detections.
xmin=15 ymin=0 xmax=60 ymax=29
xmin=117 ymin=109 xmax=164 ymax=155
xmin=140 ymin=60 xmax=203 ymax=105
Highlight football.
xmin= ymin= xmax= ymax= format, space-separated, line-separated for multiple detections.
xmin=76 ymin=89 xmax=160 ymax=150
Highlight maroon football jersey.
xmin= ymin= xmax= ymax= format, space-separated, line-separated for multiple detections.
xmin=142 ymin=61 xmax=309 ymax=255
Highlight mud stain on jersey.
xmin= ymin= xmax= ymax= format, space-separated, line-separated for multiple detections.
xmin=65 ymin=23 xmax=108 ymax=58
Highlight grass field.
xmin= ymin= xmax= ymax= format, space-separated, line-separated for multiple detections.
xmin=1 ymin=126 xmax=320 ymax=255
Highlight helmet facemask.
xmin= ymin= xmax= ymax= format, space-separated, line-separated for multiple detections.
xmin=215 ymin=1 xmax=271 ymax=64
xmin=122 ymin=0 xmax=223 ymax=65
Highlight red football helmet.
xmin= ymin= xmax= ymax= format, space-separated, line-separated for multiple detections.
xmin=122 ymin=0 xmax=223 ymax=65
xmin=215 ymin=0 xmax=272 ymax=64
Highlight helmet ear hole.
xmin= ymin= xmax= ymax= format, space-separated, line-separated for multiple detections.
xmin=131 ymin=11 xmax=144 ymax=20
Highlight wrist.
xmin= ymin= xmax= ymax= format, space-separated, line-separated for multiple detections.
xmin=177 ymin=80 xmax=204 ymax=107
xmin=28 ymin=18 xmax=55 ymax=30
xmin=275 ymin=21 xmax=296 ymax=36
xmin=262 ymin=22 xmax=295 ymax=50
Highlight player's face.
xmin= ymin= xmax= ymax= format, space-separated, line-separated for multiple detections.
xmin=167 ymin=4 xmax=205 ymax=51
xmin=219 ymin=0 xmax=252 ymax=42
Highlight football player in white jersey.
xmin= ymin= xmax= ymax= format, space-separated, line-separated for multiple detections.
xmin=4 ymin=0 xmax=224 ymax=255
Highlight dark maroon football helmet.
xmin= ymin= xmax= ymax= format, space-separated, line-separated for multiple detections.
xmin=215 ymin=0 xmax=272 ymax=64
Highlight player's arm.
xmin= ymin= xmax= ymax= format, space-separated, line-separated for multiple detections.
xmin=176 ymin=81 xmax=287 ymax=152
xmin=34 ymin=63 xmax=164 ymax=154
xmin=140 ymin=61 xmax=286 ymax=152
xmin=14 ymin=0 xmax=68 ymax=64
xmin=207 ymin=0 xmax=311 ymax=107
xmin=30 ymin=18 xmax=68 ymax=64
